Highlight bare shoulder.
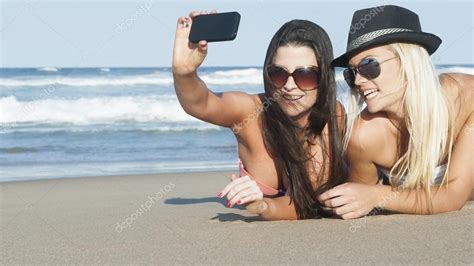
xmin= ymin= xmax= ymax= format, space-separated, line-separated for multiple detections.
xmin=440 ymin=73 xmax=474 ymax=112
xmin=440 ymin=72 xmax=474 ymax=88
xmin=250 ymin=93 xmax=265 ymax=105
xmin=216 ymin=90 xmax=258 ymax=105
xmin=346 ymin=109 xmax=389 ymax=183
xmin=248 ymin=93 xmax=269 ymax=114
xmin=348 ymin=109 xmax=389 ymax=156
xmin=230 ymin=93 xmax=266 ymax=134
xmin=216 ymin=91 xmax=263 ymax=118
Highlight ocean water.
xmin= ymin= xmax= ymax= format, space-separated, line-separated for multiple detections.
xmin=1 ymin=65 xmax=472 ymax=182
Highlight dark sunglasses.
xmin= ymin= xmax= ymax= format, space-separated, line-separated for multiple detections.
xmin=343 ymin=57 xmax=396 ymax=88
xmin=266 ymin=65 xmax=321 ymax=91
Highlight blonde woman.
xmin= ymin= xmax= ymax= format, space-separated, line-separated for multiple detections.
xmin=319 ymin=5 xmax=473 ymax=219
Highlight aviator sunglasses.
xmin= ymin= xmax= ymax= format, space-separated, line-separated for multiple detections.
xmin=343 ymin=57 xmax=397 ymax=88
xmin=266 ymin=65 xmax=321 ymax=91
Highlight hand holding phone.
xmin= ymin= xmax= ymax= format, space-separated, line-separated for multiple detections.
xmin=189 ymin=12 xmax=241 ymax=43
xmin=173 ymin=11 xmax=239 ymax=76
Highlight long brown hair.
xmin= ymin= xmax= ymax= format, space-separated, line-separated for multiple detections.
xmin=261 ymin=20 xmax=345 ymax=219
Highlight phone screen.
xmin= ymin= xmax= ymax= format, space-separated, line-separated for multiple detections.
xmin=189 ymin=12 xmax=241 ymax=43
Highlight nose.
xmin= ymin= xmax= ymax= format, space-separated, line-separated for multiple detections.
xmin=282 ymin=76 xmax=298 ymax=91
xmin=354 ymin=71 xmax=369 ymax=86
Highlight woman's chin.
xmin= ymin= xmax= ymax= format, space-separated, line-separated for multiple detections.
xmin=285 ymin=108 xmax=312 ymax=123
xmin=366 ymin=102 xmax=382 ymax=113
xmin=281 ymin=106 xmax=302 ymax=117
xmin=277 ymin=100 xmax=313 ymax=122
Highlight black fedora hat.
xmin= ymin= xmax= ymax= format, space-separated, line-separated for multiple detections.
xmin=332 ymin=5 xmax=442 ymax=67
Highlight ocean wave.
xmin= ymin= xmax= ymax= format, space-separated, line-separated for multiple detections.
xmin=201 ymin=68 xmax=262 ymax=85
xmin=0 ymin=123 xmax=222 ymax=134
xmin=0 ymin=76 xmax=174 ymax=87
xmin=5 ymin=66 xmax=470 ymax=88
xmin=37 ymin=67 xmax=59 ymax=72
xmin=0 ymin=95 xmax=200 ymax=124
xmin=0 ymin=68 xmax=263 ymax=87
xmin=0 ymin=147 xmax=39 ymax=154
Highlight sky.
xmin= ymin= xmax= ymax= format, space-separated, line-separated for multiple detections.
xmin=0 ymin=0 xmax=473 ymax=67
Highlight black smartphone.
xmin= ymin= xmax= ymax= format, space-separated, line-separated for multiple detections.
xmin=189 ymin=12 xmax=241 ymax=43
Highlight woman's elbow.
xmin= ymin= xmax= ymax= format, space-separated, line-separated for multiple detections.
xmin=434 ymin=195 xmax=469 ymax=214
xmin=449 ymin=197 xmax=469 ymax=212
xmin=258 ymin=198 xmax=298 ymax=221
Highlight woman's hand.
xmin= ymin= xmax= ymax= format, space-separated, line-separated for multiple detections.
xmin=217 ymin=174 xmax=264 ymax=208
xmin=172 ymin=10 xmax=215 ymax=76
xmin=318 ymin=182 xmax=383 ymax=219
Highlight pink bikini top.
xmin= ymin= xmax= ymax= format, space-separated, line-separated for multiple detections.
xmin=238 ymin=159 xmax=286 ymax=196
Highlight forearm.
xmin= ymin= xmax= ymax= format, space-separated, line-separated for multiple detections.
xmin=260 ymin=196 xmax=298 ymax=220
xmin=374 ymin=184 xmax=468 ymax=214
xmin=173 ymin=71 xmax=210 ymax=117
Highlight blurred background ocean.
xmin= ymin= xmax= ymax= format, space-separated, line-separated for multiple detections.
xmin=1 ymin=65 xmax=472 ymax=181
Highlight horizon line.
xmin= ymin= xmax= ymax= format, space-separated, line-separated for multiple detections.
xmin=1 ymin=63 xmax=473 ymax=69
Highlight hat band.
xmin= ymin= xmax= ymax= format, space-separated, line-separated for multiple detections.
xmin=347 ymin=28 xmax=414 ymax=51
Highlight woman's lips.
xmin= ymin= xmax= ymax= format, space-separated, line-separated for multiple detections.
xmin=282 ymin=94 xmax=304 ymax=102
xmin=361 ymin=89 xmax=379 ymax=100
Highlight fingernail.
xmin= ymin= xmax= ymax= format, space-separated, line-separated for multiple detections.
xmin=184 ymin=17 xmax=190 ymax=21
xmin=237 ymin=200 xmax=241 ymax=204
xmin=227 ymin=203 xmax=231 ymax=208
xmin=217 ymin=192 xmax=222 ymax=198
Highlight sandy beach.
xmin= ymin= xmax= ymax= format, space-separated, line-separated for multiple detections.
xmin=1 ymin=171 xmax=473 ymax=264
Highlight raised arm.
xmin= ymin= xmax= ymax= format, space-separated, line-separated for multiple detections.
xmin=172 ymin=11 xmax=256 ymax=128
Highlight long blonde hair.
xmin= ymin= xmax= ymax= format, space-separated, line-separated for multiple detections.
xmin=343 ymin=43 xmax=454 ymax=212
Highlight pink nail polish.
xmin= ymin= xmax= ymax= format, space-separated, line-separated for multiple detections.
xmin=237 ymin=200 xmax=241 ymax=204
xmin=227 ymin=203 xmax=231 ymax=208
xmin=217 ymin=192 xmax=222 ymax=198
